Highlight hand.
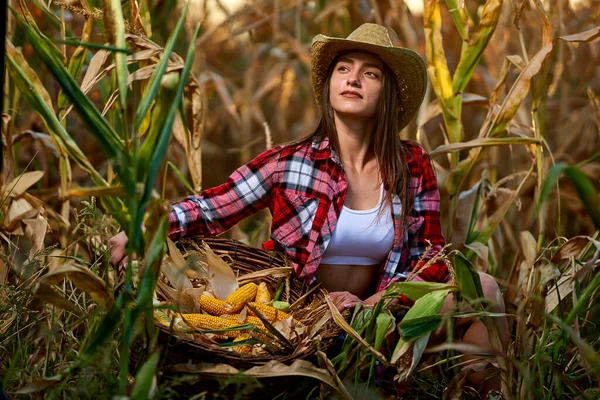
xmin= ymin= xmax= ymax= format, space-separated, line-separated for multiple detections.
xmin=109 ymin=231 xmax=129 ymax=266
xmin=328 ymin=291 xmax=364 ymax=312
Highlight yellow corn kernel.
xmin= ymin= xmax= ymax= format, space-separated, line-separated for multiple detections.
xmin=224 ymin=283 xmax=258 ymax=312
xmin=232 ymin=334 xmax=253 ymax=353
xmin=255 ymin=282 xmax=272 ymax=304
xmin=247 ymin=302 xmax=291 ymax=322
xmin=180 ymin=313 xmax=243 ymax=338
xmin=198 ymin=296 xmax=228 ymax=316
xmin=221 ymin=314 xmax=265 ymax=329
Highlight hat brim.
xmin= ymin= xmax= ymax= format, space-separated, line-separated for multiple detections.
xmin=311 ymin=34 xmax=427 ymax=131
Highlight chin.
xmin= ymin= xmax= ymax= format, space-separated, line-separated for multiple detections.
xmin=334 ymin=108 xmax=376 ymax=120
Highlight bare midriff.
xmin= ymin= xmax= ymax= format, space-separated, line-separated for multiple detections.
xmin=315 ymin=263 xmax=380 ymax=300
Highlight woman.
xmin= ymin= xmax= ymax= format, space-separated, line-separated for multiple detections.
xmin=110 ymin=23 xmax=508 ymax=395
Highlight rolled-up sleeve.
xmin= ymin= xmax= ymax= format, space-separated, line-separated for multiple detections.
xmin=168 ymin=146 xmax=281 ymax=240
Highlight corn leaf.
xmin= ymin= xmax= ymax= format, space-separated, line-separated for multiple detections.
xmin=452 ymin=0 xmax=502 ymax=95
xmin=133 ymin=2 xmax=189 ymax=133
xmin=102 ymin=0 xmax=128 ymax=117
xmin=130 ymin=351 xmax=159 ymax=400
xmin=11 ymin=7 xmax=125 ymax=158
xmin=387 ymin=281 xmax=457 ymax=302
xmin=5 ymin=40 xmax=106 ymax=187
xmin=133 ymin=25 xmax=201 ymax=250
xmin=444 ymin=0 xmax=468 ymax=40
xmin=486 ymin=26 xmax=600 ymax=138
xmin=399 ymin=315 xmax=443 ymax=342
xmin=539 ymin=163 xmax=600 ymax=229
xmin=452 ymin=253 xmax=484 ymax=303
xmin=41 ymin=263 xmax=113 ymax=308
xmin=549 ymin=314 xmax=600 ymax=376
xmin=429 ymin=136 xmax=541 ymax=158
xmin=57 ymin=17 xmax=93 ymax=111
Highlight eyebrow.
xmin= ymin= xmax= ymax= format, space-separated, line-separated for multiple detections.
xmin=338 ymin=57 xmax=383 ymax=70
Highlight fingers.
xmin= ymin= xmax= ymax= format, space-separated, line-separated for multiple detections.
xmin=328 ymin=291 xmax=364 ymax=312
xmin=109 ymin=231 xmax=129 ymax=266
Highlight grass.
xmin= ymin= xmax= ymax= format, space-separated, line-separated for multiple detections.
xmin=1 ymin=0 xmax=599 ymax=399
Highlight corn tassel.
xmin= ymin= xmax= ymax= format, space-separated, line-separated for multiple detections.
xmin=247 ymin=302 xmax=291 ymax=322
xmin=224 ymin=283 xmax=258 ymax=312
xmin=255 ymin=282 xmax=272 ymax=304
xmin=199 ymin=296 xmax=228 ymax=316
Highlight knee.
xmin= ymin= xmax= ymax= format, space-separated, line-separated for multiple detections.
xmin=478 ymin=272 xmax=504 ymax=311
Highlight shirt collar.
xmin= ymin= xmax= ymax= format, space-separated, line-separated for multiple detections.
xmin=311 ymin=135 xmax=342 ymax=165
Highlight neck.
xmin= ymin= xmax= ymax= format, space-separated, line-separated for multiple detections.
xmin=333 ymin=112 xmax=376 ymax=171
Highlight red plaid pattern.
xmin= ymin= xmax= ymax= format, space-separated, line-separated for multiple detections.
xmin=168 ymin=136 xmax=448 ymax=293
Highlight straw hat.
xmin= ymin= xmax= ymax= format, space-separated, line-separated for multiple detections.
xmin=311 ymin=23 xmax=427 ymax=131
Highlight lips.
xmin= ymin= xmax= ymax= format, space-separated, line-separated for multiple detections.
xmin=340 ymin=90 xmax=362 ymax=99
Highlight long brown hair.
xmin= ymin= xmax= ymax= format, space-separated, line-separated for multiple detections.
xmin=310 ymin=52 xmax=412 ymax=224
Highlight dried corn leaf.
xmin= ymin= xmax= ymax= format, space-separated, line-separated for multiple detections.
xmin=551 ymin=236 xmax=595 ymax=264
xmin=4 ymin=171 xmax=45 ymax=198
xmin=34 ymin=282 xmax=83 ymax=316
xmin=41 ymin=263 xmax=112 ymax=308
xmin=202 ymin=242 xmax=238 ymax=300
xmin=6 ymin=198 xmax=36 ymax=229
xmin=173 ymin=359 xmax=338 ymax=390
xmin=156 ymin=281 xmax=201 ymax=313
xmin=160 ymin=257 xmax=193 ymax=292
xmin=23 ymin=215 xmax=48 ymax=260
xmin=237 ymin=267 xmax=292 ymax=285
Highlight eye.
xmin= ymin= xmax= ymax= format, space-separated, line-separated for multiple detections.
xmin=337 ymin=65 xmax=350 ymax=72
xmin=366 ymin=71 xmax=380 ymax=79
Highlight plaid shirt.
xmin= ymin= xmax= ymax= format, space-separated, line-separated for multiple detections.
xmin=168 ymin=136 xmax=448 ymax=293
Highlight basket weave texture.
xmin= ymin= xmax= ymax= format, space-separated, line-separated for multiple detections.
xmin=138 ymin=236 xmax=340 ymax=370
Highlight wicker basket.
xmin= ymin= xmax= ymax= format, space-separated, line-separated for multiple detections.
xmin=130 ymin=236 xmax=340 ymax=374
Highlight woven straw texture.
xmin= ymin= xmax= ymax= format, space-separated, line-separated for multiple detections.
xmin=130 ymin=236 xmax=340 ymax=373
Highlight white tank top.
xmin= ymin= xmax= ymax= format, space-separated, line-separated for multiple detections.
xmin=321 ymin=185 xmax=394 ymax=265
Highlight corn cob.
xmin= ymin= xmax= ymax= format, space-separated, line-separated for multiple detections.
xmin=221 ymin=314 xmax=265 ymax=329
xmin=232 ymin=334 xmax=253 ymax=353
xmin=255 ymin=282 xmax=272 ymax=304
xmin=180 ymin=313 xmax=243 ymax=338
xmin=224 ymin=283 xmax=258 ymax=312
xmin=247 ymin=302 xmax=291 ymax=322
xmin=198 ymin=296 xmax=228 ymax=316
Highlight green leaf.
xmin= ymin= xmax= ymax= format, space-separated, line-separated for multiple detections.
xmin=403 ymin=288 xmax=451 ymax=322
xmin=81 ymin=301 xmax=123 ymax=359
xmin=130 ymin=351 xmax=160 ymax=400
xmin=398 ymin=315 xmax=443 ymax=341
xmin=538 ymin=164 xmax=600 ymax=229
xmin=103 ymin=0 xmax=129 ymax=117
xmin=52 ymin=39 xmax=132 ymax=53
xmin=563 ymin=167 xmax=600 ymax=229
xmin=443 ymin=0 xmax=468 ymax=40
xmin=374 ymin=312 xmax=393 ymax=350
xmin=58 ymin=18 xmax=93 ymax=112
xmin=453 ymin=253 xmax=484 ymax=303
xmin=387 ymin=281 xmax=457 ymax=302
xmin=133 ymin=1 xmax=190 ymax=133
xmin=273 ymin=301 xmax=290 ymax=311
xmin=549 ymin=314 xmax=600 ymax=376
xmin=133 ymin=24 xmax=201 ymax=250
xmin=11 ymin=7 xmax=125 ymax=159
xmin=452 ymin=0 xmax=502 ymax=94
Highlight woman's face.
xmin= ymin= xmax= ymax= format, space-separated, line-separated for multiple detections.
xmin=328 ymin=51 xmax=384 ymax=120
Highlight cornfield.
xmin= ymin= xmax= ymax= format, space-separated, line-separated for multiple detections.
xmin=1 ymin=0 xmax=599 ymax=399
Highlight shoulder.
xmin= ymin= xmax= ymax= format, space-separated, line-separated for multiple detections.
xmin=401 ymin=140 xmax=432 ymax=168
xmin=274 ymin=136 xmax=317 ymax=160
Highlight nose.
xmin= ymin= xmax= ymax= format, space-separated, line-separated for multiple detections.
xmin=346 ymin=72 xmax=361 ymax=88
